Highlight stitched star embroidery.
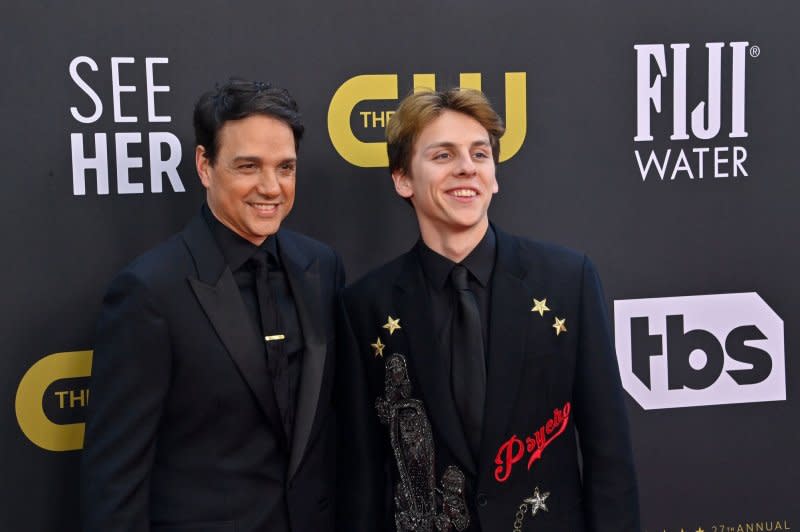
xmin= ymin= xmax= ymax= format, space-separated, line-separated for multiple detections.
xmin=552 ymin=317 xmax=567 ymax=336
xmin=524 ymin=487 xmax=550 ymax=516
xmin=382 ymin=316 xmax=401 ymax=335
xmin=531 ymin=298 xmax=550 ymax=317
xmin=371 ymin=337 xmax=386 ymax=358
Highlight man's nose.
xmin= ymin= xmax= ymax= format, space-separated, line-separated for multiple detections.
xmin=256 ymin=170 xmax=281 ymax=195
xmin=455 ymin=152 xmax=477 ymax=176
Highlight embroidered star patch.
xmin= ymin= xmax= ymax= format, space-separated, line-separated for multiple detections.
xmin=531 ymin=298 xmax=550 ymax=317
xmin=382 ymin=315 xmax=401 ymax=335
xmin=523 ymin=487 xmax=550 ymax=516
xmin=552 ymin=317 xmax=567 ymax=336
xmin=371 ymin=337 xmax=386 ymax=358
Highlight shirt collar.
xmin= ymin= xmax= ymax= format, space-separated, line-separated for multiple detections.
xmin=202 ymin=204 xmax=280 ymax=271
xmin=461 ymin=224 xmax=495 ymax=288
xmin=416 ymin=225 xmax=496 ymax=289
xmin=417 ymin=239 xmax=453 ymax=290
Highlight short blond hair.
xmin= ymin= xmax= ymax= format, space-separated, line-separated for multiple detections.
xmin=386 ymin=88 xmax=505 ymax=175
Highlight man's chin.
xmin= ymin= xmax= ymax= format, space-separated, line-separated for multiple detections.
xmin=255 ymin=227 xmax=281 ymax=239
xmin=240 ymin=225 xmax=281 ymax=245
xmin=250 ymin=218 xmax=283 ymax=234
xmin=448 ymin=214 xmax=489 ymax=232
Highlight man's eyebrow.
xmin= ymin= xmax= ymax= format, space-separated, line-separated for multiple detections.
xmin=231 ymin=155 xmax=262 ymax=163
xmin=230 ymin=155 xmax=297 ymax=164
xmin=422 ymin=141 xmax=456 ymax=151
xmin=422 ymin=139 xmax=491 ymax=151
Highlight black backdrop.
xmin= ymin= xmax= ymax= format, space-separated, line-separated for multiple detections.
xmin=3 ymin=1 xmax=798 ymax=530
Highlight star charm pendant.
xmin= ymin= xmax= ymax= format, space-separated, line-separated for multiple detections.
xmin=371 ymin=337 xmax=386 ymax=358
xmin=552 ymin=317 xmax=567 ymax=336
xmin=523 ymin=487 xmax=550 ymax=516
xmin=382 ymin=315 xmax=401 ymax=335
xmin=531 ymin=298 xmax=550 ymax=317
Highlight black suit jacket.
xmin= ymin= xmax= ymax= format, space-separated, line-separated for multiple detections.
xmin=337 ymin=225 xmax=639 ymax=531
xmin=81 ymin=212 xmax=344 ymax=532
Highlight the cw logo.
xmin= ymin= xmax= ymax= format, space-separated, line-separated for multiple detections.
xmin=328 ymin=72 xmax=527 ymax=167
xmin=15 ymin=350 xmax=92 ymax=451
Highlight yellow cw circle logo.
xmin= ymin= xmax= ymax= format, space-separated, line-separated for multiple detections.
xmin=328 ymin=72 xmax=527 ymax=167
xmin=15 ymin=350 xmax=93 ymax=452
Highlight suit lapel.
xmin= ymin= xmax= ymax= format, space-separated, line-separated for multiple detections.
xmin=394 ymin=250 xmax=477 ymax=475
xmin=279 ymin=231 xmax=327 ymax=481
xmin=181 ymin=214 xmax=285 ymax=447
xmin=480 ymin=228 xmax=532 ymax=475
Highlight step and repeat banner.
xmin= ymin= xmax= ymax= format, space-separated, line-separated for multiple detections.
xmin=3 ymin=1 xmax=797 ymax=530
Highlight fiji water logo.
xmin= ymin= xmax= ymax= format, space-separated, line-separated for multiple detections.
xmin=633 ymin=41 xmax=760 ymax=182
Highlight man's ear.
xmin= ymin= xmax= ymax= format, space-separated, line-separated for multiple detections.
xmin=391 ymin=169 xmax=413 ymax=199
xmin=196 ymin=145 xmax=212 ymax=189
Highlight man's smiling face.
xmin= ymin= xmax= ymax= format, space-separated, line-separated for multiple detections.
xmin=392 ymin=109 xmax=498 ymax=240
xmin=197 ymin=114 xmax=297 ymax=245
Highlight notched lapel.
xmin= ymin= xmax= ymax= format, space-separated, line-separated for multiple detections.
xmin=181 ymin=213 xmax=285 ymax=448
xmin=279 ymin=233 xmax=327 ymax=480
xmin=480 ymin=230 xmax=534 ymax=476
xmin=394 ymin=253 xmax=477 ymax=475
xmin=188 ymin=271 xmax=286 ymax=446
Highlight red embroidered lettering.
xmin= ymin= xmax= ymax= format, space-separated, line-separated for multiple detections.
xmin=493 ymin=401 xmax=572 ymax=483
xmin=534 ymin=427 xmax=545 ymax=449
xmin=553 ymin=408 xmax=563 ymax=426
xmin=527 ymin=412 xmax=569 ymax=470
xmin=494 ymin=434 xmax=525 ymax=482
xmin=525 ymin=436 xmax=536 ymax=453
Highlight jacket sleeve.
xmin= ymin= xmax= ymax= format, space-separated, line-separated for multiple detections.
xmin=572 ymin=256 xmax=641 ymax=532
xmin=80 ymin=271 xmax=171 ymax=532
xmin=335 ymin=293 xmax=389 ymax=531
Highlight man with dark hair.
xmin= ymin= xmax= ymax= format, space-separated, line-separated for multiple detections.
xmin=337 ymin=88 xmax=640 ymax=531
xmin=81 ymin=79 xmax=343 ymax=532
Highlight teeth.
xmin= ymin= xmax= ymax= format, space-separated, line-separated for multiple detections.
xmin=452 ymin=189 xmax=476 ymax=197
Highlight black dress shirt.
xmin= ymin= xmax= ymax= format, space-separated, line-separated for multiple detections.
xmin=416 ymin=226 xmax=496 ymax=532
xmin=416 ymin=225 xmax=497 ymax=365
xmin=203 ymin=205 xmax=304 ymax=441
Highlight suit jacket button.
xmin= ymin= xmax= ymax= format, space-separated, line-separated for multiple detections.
xmin=476 ymin=493 xmax=488 ymax=507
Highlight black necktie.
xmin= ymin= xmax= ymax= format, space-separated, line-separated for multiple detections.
xmin=450 ymin=264 xmax=486 ymax=459
xmin=251 ymin=251 xmax=292 ymax=441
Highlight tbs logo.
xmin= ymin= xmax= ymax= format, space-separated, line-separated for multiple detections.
xmin=614 ymin=293 xmax=785 ymax=410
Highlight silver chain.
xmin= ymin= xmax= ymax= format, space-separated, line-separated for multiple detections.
xmin=512 ymin=503 xmax=528 ymax=531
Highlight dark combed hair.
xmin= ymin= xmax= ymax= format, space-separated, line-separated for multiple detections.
xmin=193 ymin=78 xmax=304 ymax=164
xmin=386 ymin=88 xmax=505 ymax=175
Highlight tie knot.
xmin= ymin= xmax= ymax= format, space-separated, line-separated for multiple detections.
xmin=451 ymin=264 xmax=470 ymax=291
xmin=250 ymin=251 xmax=269 ymax=274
